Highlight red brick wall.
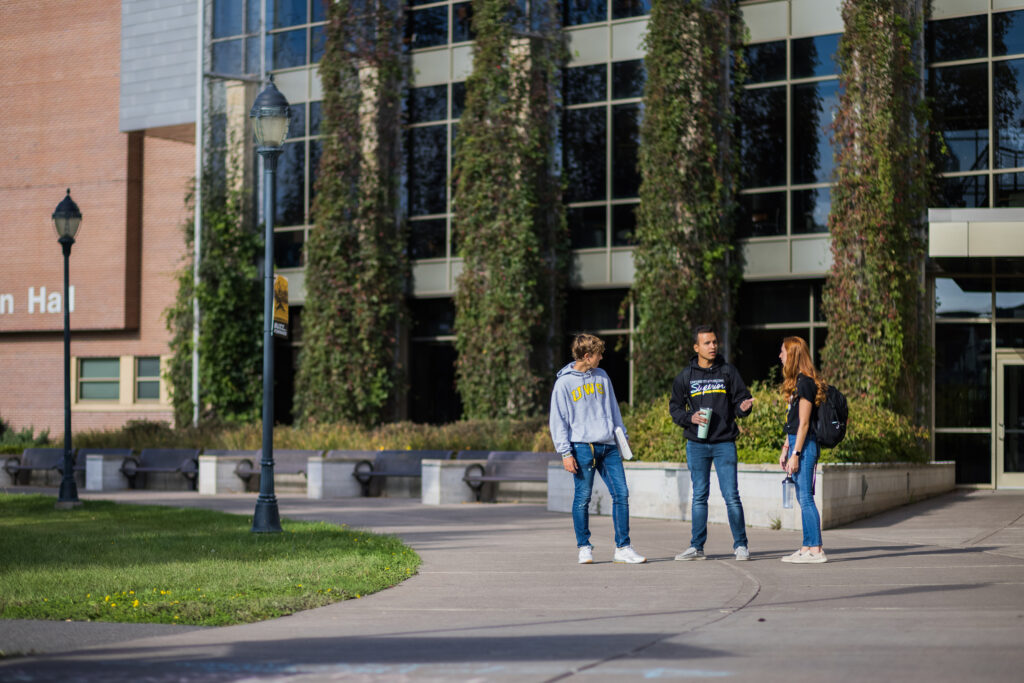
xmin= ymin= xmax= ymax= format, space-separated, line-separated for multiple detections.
xmin=0 ymin=0 xmax=191 ymax=434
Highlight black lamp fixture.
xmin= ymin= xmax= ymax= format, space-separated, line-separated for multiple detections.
xmin=249 ymin=76 xmax=290 ymax=533
xmin=53 ymin=189 xmax=82 ymax=509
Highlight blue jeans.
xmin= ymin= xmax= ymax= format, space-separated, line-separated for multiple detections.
xmin=686 ymin=440 xmax=748 ymax=550
xmin=789 ymin=435 xmax=822 ymax=547
xmin=571 ymin=442 xmax=630 ymax=548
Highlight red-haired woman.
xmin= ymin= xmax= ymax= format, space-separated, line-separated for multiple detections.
xmin=778 ymin=336 xmax=828 ymax=563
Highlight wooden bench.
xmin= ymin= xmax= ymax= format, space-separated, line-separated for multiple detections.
xmin=3 ymin=448 xmax=72 ymax=485
xmin=353 ymin=450 xmax=453 ymax=496
xmin=233 ymin=449 xmax=323 ymax=481
xmin=121 ymin=448 xmax=200 ymax=489
xmin=463 ymin=451 xmax=559 ymax=501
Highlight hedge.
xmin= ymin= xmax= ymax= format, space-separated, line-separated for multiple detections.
xmin=59 ymin=384 xmax=925 ymax=465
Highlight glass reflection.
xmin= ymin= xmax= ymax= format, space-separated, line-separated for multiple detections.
xmin=612 ymin=0 xmax=650 ymax=20
xmin=738 ymin=282 xmax=811 ymax=325
xmin=568 ymin=205 xmax=606 ymax=249
xmin=738 ymin=86 xmax=786 ymax=188
xmin=791 ymin=34 xmax=840 ymax=79
xmin=309 ymin=101 xmax=323 ymax=135
xmin=563 ymin=0 xmax=606 ymax=27
xmin=311 ymin=24 xmax=326 ymax=63
xmin=997 ymin=323 xmax=1024 ymax=347
xmin=245 ymin=36 xmax=261 ymax=74
xmin=611 ymin=203 xmax=637 ymax=246
xmin=737 ymin=191 xmax=785 ymax=238
xmin=939 ymin=174 xmax=989 ymax=208
xmin=996 ymin=172 xmax=1024 ymax=207
xmin=994 ymin=10 xmax=1024 ymax=57
xmin=791 ymin=80 xmax=839 ymax=184
xmin=746 ymin=41 xmax=785 ymax=84
xmin=286 ymin=103 xmax=305 ymax=139
xmin=407 ymin=6 xmax=447 ymax=49
xmin=452 ymin=82 xmax=466 ymax=119
xmin=275 ymin=141 xmax=305 ymax=227
xmin=309 ymin=139 xmax=322 ymax=211
xmin=213 ymin=39 xmax=242 ymax=75
xmin=934 ymin=432 xmax=991 ymax=484
xmin=246 ymin=0 xmax=260 ymax=33
xmin=929 ymin=64 xmax=989 ymax=173
xmin=407 ymin=125 xmax=447 ymax=216
xmin=267 ymin=0 xmax=306 ymax=29
xmin=612 ymin=103 xmax=642 ymax=199
xmin=565 ymin=64 xmax=606 ymax=105
xmin=274 ymin=229 xmax=304 ymax=268
xmin=564 ymin=107 xmax=607 ymax=203
xmin=934 ymin=323 xmax=991 ymax=428
xmin=612 ymin=60 xmax=645 ymax=100
xmin=267 ymin=29 xmax=306 ymax=69
xmin=736 ymin=326 xmax=808 ymax=384
xmin=453 ymin=2 xmax=474 ymax=43
xmin=936 ymin=277 xmax=991 ymax=318
xmin=410 ymin=85 xmax=447 ymax=123
xmin=312 ymin=0 xmax=328 ymax=22
xmin=994 ymin=59 xmax=1024 ymax=170
xmin=567 ymin=289 xmax=628 ymax=331
xmin=214 ymin=0 xmax=242 ymax=38
xmin=926 ymin=14 xmax=986 ymax=63
xmin=409 ymin=218 xmax=447 ymax=259
xmin=791 ymin=187 xmax=830 ymax=234
xmin=996 ymin=279 xmax=1024 ymax=318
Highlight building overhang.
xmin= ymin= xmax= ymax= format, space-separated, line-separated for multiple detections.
xmin=928 ymin=208 xmax=1024 ymax=258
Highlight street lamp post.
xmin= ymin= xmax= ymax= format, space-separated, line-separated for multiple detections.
xmin=249 ymin=76 xmax=290 ymax=533
xmin=52 ymin=189 xmax=82 ymax=510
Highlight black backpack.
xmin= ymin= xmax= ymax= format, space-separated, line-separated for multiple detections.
xmin=815 ymin=385 xmax=849 ymax=448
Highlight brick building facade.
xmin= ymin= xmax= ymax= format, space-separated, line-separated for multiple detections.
xmin=0 ymin=0 xmax=193 ymax=434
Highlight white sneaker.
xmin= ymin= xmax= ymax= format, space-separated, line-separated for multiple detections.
xmin=578 ymin=545 xmax=594 ymax=564
xmin=780 ymin=550 xmax=804 ymax=563
xmin=613 ymin=545 xmax=647 ymax=564
xmin=674 ymin=547 xmax=705 ymax=561
xmin=790 ymin=550 xmax=828 ymax=564
xmin=734 ymin=546 xmax=750 ymax=561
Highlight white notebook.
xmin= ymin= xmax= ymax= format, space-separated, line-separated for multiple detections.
xmin=614 ymin=426 xmax=634 ymax=460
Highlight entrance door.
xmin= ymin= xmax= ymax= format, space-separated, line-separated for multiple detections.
xmin=996 ymin=351 xmax=1024 ymax=488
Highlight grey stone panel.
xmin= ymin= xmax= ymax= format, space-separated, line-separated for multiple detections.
xmin=120 ymin=0 xmax=197 ymax=132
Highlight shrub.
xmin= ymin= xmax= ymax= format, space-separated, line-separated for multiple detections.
xmin=0 ymin=416 xmax=51 ymax=455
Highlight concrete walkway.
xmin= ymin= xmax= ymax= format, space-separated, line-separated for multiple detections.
xmin=1 ymin=487 xmax=1023 ymax=682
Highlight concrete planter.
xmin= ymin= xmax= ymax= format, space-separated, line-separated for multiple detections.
xmin=546 ymin=461 xmax=955 ymax=530
xmin=421 ymin=459 xmax=550 ymax=505
xmin=85 ymin=454 xmax=131 ymax=492
xmin=307 ymin=457 xmax=364 ymax=499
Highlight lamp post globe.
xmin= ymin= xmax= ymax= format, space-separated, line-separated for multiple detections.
xmin=53 ymin=189 xmax=82 ymax=510
xmin=249 ymin=76 xmax=289 ymax=533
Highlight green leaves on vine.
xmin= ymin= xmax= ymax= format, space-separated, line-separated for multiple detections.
xmin=821 ymin=0 xmax=931 ymax=420
xmin=451 ymin=0 xmax=567 ymax=419
xmin=631 ymin=0 xmax=745 ymax=402
xmin=294 ymin=0 xmax=407 ymax=426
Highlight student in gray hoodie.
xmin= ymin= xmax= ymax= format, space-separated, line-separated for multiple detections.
xmin=550 ymin=333 xmax=646 ymax=565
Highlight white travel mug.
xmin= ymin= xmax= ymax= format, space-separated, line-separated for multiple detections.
xmin=697 ymin=407 xmax=713 ymax=439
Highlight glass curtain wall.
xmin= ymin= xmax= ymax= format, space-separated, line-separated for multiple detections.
xmin=928 ymin=7 xmax=1024 ymax=484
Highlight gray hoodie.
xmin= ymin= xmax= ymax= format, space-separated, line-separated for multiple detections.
xmin=549 ymin=361 xmax=627 ymax=456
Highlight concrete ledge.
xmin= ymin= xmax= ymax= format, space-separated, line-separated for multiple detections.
xmin=85 ymin=454 xmax=131 ymax=492
xmin=422 ymin=459 xmax=483 ymax=505
xmin=198 ymin=454 xmax=259 ymax=495
xmin=307 ymin=457 xmax=363 ymax=499
xmin=547 ymin=461 xmax=956 ymax=530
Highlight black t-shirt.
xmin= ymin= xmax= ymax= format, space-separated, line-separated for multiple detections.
xmin=784 ymin=374 xmax=818 ymax=436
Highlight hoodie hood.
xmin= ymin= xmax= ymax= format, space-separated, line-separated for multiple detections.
xmin=557 ymin=361 xmax=587 ymax=378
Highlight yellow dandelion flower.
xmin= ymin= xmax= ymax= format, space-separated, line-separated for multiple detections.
xmin=104 ymin=595 xmax=110 ymax=602
xmin=86 ymin=593 xmax=91 ymax=598
xmin=110 ymin=603 xmax=117 ymax=607
xmin=132 ymin=600 xmax=139 ymax=608
xmin=174 ymin=616 xmax=179 ymax=620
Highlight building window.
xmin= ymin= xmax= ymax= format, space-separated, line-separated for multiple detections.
xmin=735 ymin=280 xmax=827 ymax=384
xmin=79 ymin=358 xmax=120 ymax=401
xmin=563 ymin=59 xmax=644 ymax=250
xmin=737 ymin=33 xmax=840 ymax=239
xmin=927 ymin=9 xmax=1024 ymax=208
xmin=135 ymin=357 xmax=161 ymax=401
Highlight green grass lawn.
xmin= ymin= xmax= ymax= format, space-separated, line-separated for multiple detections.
xmin=0 ymin=494 xmax=420 ymax=626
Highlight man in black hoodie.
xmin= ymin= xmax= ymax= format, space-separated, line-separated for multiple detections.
xmin=669 ymin=325 xmax=754 ymax=561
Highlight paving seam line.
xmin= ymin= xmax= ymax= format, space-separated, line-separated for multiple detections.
xmin=540 ymin=560 xmax=762 ymax=683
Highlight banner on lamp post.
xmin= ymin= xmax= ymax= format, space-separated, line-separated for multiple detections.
xmin=273 ymin=275 xmax=289 ymax=338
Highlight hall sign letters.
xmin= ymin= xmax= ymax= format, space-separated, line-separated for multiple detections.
xmin=0 ymin=286 xmax=76 ymax=315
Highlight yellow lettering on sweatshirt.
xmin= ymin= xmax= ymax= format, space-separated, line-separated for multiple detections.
xmin=571 ymin=382 xmax=605 ymax=402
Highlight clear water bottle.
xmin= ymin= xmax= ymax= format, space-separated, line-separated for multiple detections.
xmin=782 ymin=475 xmax=796 ymax=509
